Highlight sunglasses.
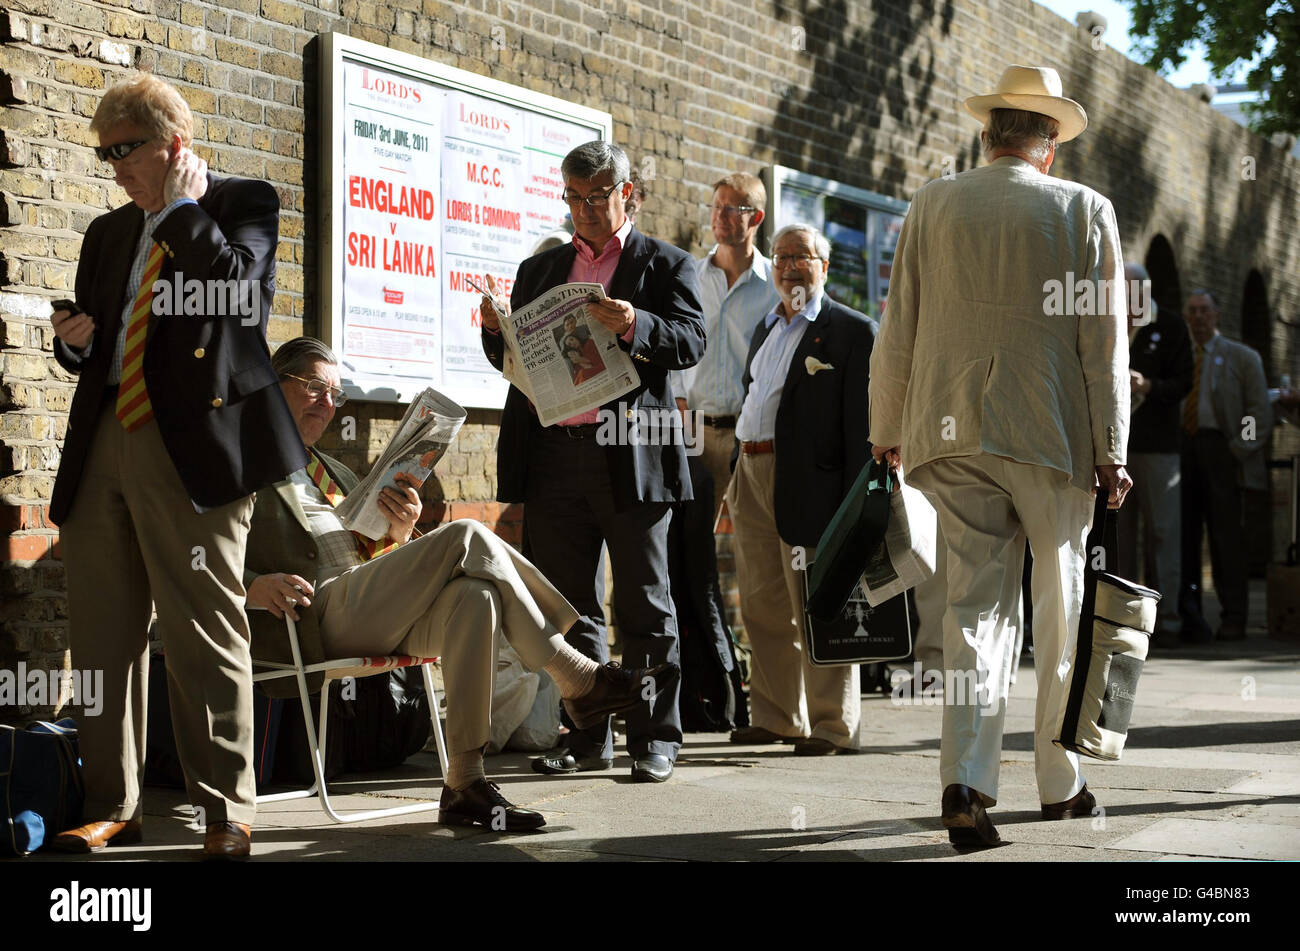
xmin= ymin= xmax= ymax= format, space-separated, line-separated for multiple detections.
xmin=94 ymin=140 xmax=151 ymax=162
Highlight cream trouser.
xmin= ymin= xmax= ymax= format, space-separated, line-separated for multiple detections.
xmin=726 ymin=453 xmax=860 ymax=746
xmin=313 ymin=520 xmax=579 ymax=755
xmin=909 ymin=453 xmax=1093 ymax=804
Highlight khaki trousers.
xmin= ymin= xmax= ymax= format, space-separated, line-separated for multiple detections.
xmin=313 ymin=520 xmax=579 ymax=755
xmin=909 ymin=452 xmax=1092 ymax=804
xmin=726 ymin=453 xmax=860 ymax=746
xmin=696 ymin=422 xmax=737 ymax=519
xmin=62 ymin=404 xmax=257 ymax=825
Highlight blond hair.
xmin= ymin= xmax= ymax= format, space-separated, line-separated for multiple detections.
xmin=712 ymin=172 xmax=766 ymax=211
xmin=90 ymin=73 xmax=193 ymax=147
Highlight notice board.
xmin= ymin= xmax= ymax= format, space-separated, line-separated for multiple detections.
xmin=319 ymin=32 xmax=612 ymax=406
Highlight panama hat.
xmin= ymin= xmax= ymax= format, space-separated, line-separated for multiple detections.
xmin=963 ymin=65 xmax=1088 ymax=142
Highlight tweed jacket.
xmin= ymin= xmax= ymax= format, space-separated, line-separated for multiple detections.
xmin=1192 ymin=333 xmax=1273 ymax=490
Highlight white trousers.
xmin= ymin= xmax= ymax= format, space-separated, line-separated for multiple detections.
xmin=909 ymin=453 xmax=1093 ymax=804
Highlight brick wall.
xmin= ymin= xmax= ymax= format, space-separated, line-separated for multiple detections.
xmin=2 ymin=0 xmax=1298 ymax=719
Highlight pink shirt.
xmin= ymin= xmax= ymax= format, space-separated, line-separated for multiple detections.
xmin=559 ymin=217 xmax=636 ymax=426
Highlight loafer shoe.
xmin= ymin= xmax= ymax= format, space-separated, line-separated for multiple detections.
xmin=530 ymin=751 xmax=614 ymax=775
xmin=50 ymin=819 xmax=142 ymax=853
xmin=941 ymin=783 xmax=1001 ymax=849
xmin=793 ymin=737 xmax=859 ymax=756
xmin=439 ymin=779 xmax=546 ymax=831
xmin=203 ymin=821 xmax=251 ymax=861
xmin=1041 ymin=785 xmax=1097 ymax=820
xmin=563 ymin=661 xmax=678 ymax=730
xmin=630 ymin=753 xmax=673 ymax=783
xmin=729 ymin=726 xmax=796 ymax=745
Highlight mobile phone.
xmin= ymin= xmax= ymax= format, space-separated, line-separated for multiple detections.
xmin=51 ymin=298 xmax=81 ymax=316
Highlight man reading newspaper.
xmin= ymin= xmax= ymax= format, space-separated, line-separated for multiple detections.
xmin=480 ymin=141 xmax=705 ymax=783
xmin=244 ymin=337 xmax=674 ymax=831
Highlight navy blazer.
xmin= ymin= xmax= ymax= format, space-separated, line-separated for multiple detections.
xmin=481 ymin=227 xmax=705 ymax=509
xmin=739 ymin=295 xmax=877 ymax=547
xmin=50 ymin=173 xmax=307 ymax=524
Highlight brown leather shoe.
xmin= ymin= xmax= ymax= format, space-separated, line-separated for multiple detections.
xmin=729 ymin=725 xmax=797 ymax=745
xmin=941 ymin=783 xmax=1001 ymax=848
xmin=50 ymin=819 xmax=142 ymax=853
xmin=1041 ymin=785 xmax=1097 ymax=820
xmin=792 ymin=736 xmax=859 ymax=756
xmin=203 ymin=821 xmax=251 ymax=860
xmin=563 ymin=661 xmax=678 ymax=730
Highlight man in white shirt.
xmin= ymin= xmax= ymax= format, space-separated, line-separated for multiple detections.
xmin=673 ymin=173 xmax=779 ymax=514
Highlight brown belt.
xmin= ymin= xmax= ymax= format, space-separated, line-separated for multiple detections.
xmin=703 ymin=414 xmax=737 ymax=428
xmin=740 ymin=440 xmax=774 ymax=455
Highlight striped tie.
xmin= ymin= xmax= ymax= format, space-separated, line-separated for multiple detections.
xmin=116 ymin=242 xmax=165 ymax=432
xmin=304 ymin=451 xmax=399 ymax=561
xmin=1183 ymin=344 xmax=1204 ymax=435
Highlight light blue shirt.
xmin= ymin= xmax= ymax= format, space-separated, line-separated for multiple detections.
xmin=669 ymin=248 xmax=779 ymax=416
xmin=734 ymin=290 xmax=823 ymax=443
xmin=56 ymin=198 xmax=196 ymax=381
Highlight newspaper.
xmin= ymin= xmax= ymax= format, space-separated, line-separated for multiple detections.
xmin=859 ymin=470 xmax=938 ymax=606
xmin=497 ymin=282 xmax=640 ymax=427
xmin=334 ymin=387 xmax=467 ymax=540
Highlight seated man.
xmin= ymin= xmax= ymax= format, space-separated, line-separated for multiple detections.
xmin=246 ymin=336 xmax=675 ymax=831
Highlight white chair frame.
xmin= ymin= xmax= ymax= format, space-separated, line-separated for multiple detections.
xmin=251 ymin=612 xmax=449 ymax=824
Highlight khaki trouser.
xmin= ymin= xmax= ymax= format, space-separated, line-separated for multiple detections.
xmin=910 ymin=452 xmax=1092 ymax=804
xmin=62 ymin=404 xmax=258 ymax=825
xmin=696 ymin=422 xmax=737 ymax=520
xmin=726 ymin=452 xmax=860 ymax=746
xmin=313 ymin=520 xmax=579 ymax=755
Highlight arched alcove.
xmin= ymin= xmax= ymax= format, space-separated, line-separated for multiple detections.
xmin=1242 ymin=269 xmax=1272 ymax=382
xmin=1144 ymin=234 xmax=1182 ymax=319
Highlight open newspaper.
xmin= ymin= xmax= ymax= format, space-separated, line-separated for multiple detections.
xmin=497 ymin=282 xmax=640 ymax=426
xmin=335 ymin=387 xmax=467 ymax=541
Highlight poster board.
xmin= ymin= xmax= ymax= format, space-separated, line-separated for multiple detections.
xmin=319 ymin=32 xmax=612 ymax=406
xmin=761 ymin=166 xmax=908 ymax=320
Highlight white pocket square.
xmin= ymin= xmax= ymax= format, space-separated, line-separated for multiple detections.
xmin=805 ymin=356 xmax=834 ymax=375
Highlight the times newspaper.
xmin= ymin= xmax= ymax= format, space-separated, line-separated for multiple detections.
xmin=335 ymin=387 xmax=467 ymax=540
xmin=497 ymin=281 xmax=641 ymax=426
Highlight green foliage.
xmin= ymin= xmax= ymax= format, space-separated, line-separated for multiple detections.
xmin=1126 ymin=0 xmax=1298 ymax=136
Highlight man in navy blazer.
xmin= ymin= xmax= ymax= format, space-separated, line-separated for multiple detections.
xmin=47 ymin=75 xmax=304 ymax=860
xmin=479 ymin=141 xmax=703 ymax=782
xmin=725 ymin=224 xmax=875 ymax=755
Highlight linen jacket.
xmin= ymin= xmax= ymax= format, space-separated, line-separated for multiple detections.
xmin=869 ymin=156 xmax=1129 ymax=494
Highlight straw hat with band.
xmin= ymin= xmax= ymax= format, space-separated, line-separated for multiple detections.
xmin=963 ymin=65 xmax=1088 ymax=143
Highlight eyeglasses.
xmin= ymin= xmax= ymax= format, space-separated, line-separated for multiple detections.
xmin=711 ymin=203 xmax=756 ymax=218
xmin=562 ymin=181 xmax=626 ymax=207
xmin=771 ymin=253 xmax=823 ymax=269
xmin=283 ymin=373 xmax=347 ymax=406
xmin=94 ymin=140 xmax=151 ymax=162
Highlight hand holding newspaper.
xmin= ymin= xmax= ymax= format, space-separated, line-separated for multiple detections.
xmin=493 ymin=282 xmax=641 ymax=426
xmin=334 ymin=387 xmax=467 ymax=540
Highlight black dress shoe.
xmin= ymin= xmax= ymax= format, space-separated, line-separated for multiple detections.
xmin=940 ymin=783 xmax=1001 ymax=849
xmin=1041 ymin=784 xmax=1097 ymax=820
xmin=438 ymin=779 xmax=546 ymax=831
xmin=630 ymin=753 xmax=673 ymax=783
xmin=563 ymin=661 xmax=679 ymax=730
xmin=530 ymin=750 xmax=614 ymax=775
xmin=729 ymin=725 xmax=796 ymax=745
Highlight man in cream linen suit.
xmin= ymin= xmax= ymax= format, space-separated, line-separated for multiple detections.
xmin=869 ymin=66 xmax=1131 ymax=849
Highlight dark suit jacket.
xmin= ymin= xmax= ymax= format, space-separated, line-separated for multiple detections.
xmin=1129 ymin=309 xmax=1195 ymax=454
xmin=243 ymin=450 xmax=358 ymax=698
xmin=740 ymin=295 xmax=877 ymax=547
xmin=50 ymin=173 xmax=307 ymax=524
xmin=481 ymin=227 xmax=706 ymax=508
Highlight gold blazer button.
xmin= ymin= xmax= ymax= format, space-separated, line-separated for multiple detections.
xmin=194 ymin=348 xmax=205 ymax=358
xmin=211 ymin=397 xmax=223 ymax=408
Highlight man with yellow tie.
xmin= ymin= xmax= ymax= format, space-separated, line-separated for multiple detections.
xmin=1179 ymin=290 xmax=1272 ymax=643
xmin=47 ymin=74 xmax=306 ymax=859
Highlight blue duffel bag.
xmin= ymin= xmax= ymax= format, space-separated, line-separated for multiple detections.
xmin=1 ymin=718 xmax=84 ymax=856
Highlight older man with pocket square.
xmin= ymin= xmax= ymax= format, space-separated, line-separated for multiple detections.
xmin=869 ymin=66 xmax=1131 ymax=848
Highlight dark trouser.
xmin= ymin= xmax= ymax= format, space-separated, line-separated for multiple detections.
xmin=522 ymin=427 xmax=681 ymax=761
xmin=1181 ymin=429 xmax=1247 ymax=625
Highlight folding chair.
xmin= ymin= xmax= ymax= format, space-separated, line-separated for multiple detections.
xmin=252 ymin=611 xmax=449 ymax=823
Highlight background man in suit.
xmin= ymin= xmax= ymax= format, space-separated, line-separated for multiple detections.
xmin=869 ymin=67 xmax=1131 ymax=848
xmin=479 ymin=141 xmax=705 ymax=783
xmin=244 ymin=337 xmax=668 ymax=830
xmin=725 ymin=224 xmax=875 ymax=755
xmin=1180 ymin=290 xmax=1272 ymax=643
xmin=46 ymin=74 xmax=306 ymax=859
xmin=1119 ymin=262 xmax=1194 ymax=642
